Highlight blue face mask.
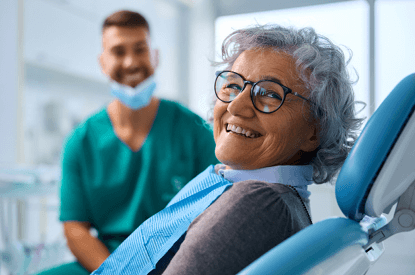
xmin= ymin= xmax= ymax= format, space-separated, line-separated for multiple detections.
xmin=110 ymin=75 xmax=157 ymax=110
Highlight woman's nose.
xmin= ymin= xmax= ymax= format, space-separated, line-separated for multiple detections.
xmin=227 ymin=85 xmax=256 ymax=118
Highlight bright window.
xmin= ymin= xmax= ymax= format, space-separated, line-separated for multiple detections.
xmin=215 ymin=1 xmax=370 ymax=119
xmin=215 ymin=0 xmax=415 ymax=116
xmin=376 ymin=0 xmax=415 ymax=108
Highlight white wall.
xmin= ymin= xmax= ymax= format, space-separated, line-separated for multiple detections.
xmin=0 ymin=0 xmax=24 ymax=166
xmin=187 ymin=0 xmax=218 ymax=121
xmin=375 ymin=0 xmax=415 ymax=108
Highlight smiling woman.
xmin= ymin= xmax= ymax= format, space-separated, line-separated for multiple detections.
xmin=91 ymin=24 xmax=364 ymax=275
xmin=216 ymin=25 xmax=364 ymax=184
xmin=214 ymin=49 xmax=319 ymax=170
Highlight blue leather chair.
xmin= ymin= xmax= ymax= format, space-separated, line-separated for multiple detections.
xmin=238 ymin=73 xmax=415 ymax=275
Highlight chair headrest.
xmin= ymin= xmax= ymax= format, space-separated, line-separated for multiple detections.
xmin=336 ymin=73 xmax=415 ymax=221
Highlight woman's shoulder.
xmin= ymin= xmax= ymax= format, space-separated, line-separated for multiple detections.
xmin=219 ymin=180 xmax=310 ymax=224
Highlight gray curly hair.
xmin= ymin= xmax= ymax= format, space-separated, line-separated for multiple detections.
xmin=215 ymin=24 xmax=365 ymax=184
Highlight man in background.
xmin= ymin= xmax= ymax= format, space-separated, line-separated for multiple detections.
xmin=37 ymin=10 xmax=217 ymax=275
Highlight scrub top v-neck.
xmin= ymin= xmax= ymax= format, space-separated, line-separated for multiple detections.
xmin=107 ymin=99 xmax=159 ymax=153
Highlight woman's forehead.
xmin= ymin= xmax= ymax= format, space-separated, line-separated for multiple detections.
xmin=231 ymin=48 xmax=300 ymax=87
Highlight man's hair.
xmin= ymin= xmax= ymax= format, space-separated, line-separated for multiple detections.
xmin=102 ymin=10 xmax=150 ymax=32
xmin=216 ymin=24 xmax=365 ymax=184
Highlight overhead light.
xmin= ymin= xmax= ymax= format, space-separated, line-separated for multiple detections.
xmin=176 ymin=0 xmax=196 ymax=7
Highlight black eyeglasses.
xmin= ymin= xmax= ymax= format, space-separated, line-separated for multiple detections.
xmin=214 ymin=70 xmax=309 ymax=114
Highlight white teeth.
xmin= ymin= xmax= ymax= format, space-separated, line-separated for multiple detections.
xmin=124 ymin=72 xmax=144 ymax=82
xmin=226 ymin=124 xmax=259 ymax=138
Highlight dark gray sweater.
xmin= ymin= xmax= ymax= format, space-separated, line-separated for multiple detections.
xmin=152 ymin=180 xmax=312 ymax=275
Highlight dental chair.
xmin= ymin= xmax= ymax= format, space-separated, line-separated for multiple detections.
xmin=238 ymin=73 xmax=415 ymax=275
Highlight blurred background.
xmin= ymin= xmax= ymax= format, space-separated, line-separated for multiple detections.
xmin=0 ymin=0 xmax=414 ymax=274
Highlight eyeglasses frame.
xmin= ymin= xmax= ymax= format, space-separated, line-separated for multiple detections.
xmin=214 ymin=70 xmax=310 ymax=114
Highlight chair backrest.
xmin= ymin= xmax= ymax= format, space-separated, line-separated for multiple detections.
xmin=238 ymin=73 xmax=415 ymax=275
xmin=336 ymin=73 xmax=415 ymax=222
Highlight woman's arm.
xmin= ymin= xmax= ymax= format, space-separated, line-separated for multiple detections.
xmin=63 ymin=221 xmax=111 ymax=272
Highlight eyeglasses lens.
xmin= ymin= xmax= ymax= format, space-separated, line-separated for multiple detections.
xmin=215 ymin=72 xmax=243 ymax=102
xmin=215 ymin=71 xmax=284 ymax=113
xmin=252 ymin=82 xmax=284 ymax=113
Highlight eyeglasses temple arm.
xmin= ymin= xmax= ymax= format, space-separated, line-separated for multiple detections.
xmin=292 ymin=92 xmax=311 ymax=102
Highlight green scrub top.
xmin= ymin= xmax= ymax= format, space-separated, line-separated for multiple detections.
xmin=59 ymin=99 xmax=218 ymax=252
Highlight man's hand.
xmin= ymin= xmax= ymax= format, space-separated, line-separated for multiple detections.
xmin=63 ymin=221 xmax=111 ymax=272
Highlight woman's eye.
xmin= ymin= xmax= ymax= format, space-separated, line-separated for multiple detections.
xmin=259 ymin=90 xmax=282 ymax=100
xmin=225 ymin=84 xmax=242 ymax=91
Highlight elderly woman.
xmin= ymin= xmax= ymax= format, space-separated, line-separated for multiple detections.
xmin=92 ymin=24 xmax=363 ymax=275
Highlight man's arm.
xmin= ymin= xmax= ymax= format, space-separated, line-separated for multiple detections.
xmin=60 ymin=130 xmax=110 ymax=272
xmin=63 ymin=221 xmax=111 ymax=272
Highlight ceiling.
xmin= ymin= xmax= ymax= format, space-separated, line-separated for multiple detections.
xmin=213 ymin=0 xmax=355 ymax=17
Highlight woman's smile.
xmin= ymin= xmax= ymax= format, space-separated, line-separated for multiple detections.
xmin=225 ymin=123 xmax=262 ymax=138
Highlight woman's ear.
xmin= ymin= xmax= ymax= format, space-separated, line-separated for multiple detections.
xmin=301 ymin=124 xmax=320 ymax=152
